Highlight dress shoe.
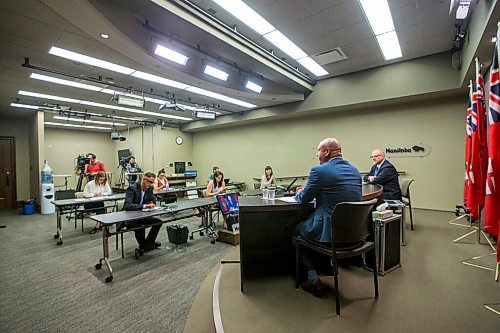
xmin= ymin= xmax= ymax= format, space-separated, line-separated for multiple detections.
xmin=134 ymin=247 xmax=144 ymax=259
xmin=154 ymin=241 xmax=161 ymax=249
xmin=301 ymin=277 xmax=324 ymax=292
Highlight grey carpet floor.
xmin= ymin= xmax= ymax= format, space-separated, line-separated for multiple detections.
xmin=0 ymin=209 xmax=233 ymax=333
xmin=186 ymin=209 xmax=500 ymax=333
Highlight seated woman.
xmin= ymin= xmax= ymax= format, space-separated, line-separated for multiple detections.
xmin=206 ymin=170 xmax=226 ymax=197
xmin=260 ymin=165 xmax=276 ymax=189
xmin=83 ymin=171 xmax=112 ymax=234
xmin=154 ymin=169 xmax=176 ymax=204
xmin=208 ymin=166 xmax=219 ymax=182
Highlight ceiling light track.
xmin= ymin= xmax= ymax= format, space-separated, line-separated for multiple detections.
xmin=157 ymin=0 xmax=315 ymax=87
xmin=22 ymin=57 xmax=235 ymax=114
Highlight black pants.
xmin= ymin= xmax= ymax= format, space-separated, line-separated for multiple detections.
xmin=126 ymin=218 xmax=162 ymax=251
xmin=83 ymin=201 xmax=105 ymax=215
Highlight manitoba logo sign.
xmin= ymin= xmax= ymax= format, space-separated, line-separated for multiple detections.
xmin=385 ymin=144 xmax=430 ymax=157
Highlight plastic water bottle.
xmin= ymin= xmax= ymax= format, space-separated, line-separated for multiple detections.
xmin=41 ymin=160 xmax=53 ymax=184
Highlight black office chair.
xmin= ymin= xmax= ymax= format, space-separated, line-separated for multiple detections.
xmin=295 ymin=199 xmax=379 ymax=316
xmin=400 ymin=178 xmax=415 ymax=231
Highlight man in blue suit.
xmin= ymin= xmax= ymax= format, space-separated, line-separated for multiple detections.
xmin=363 ymin=148 xmax=402 ymax=200
xmin=294 ymin=138 xmax=362 ymax=292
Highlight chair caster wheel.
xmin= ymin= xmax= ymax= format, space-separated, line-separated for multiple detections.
xmin=200 ymin=231 xmax=205 ymax=236
xmin=56 ymin=240 xmax=63 ymax=246
xmin=189 ymin=235 xmax=194 ymax=240
xmin=105 ymin=276 xmax=113 ymax=283
xmin=211 ymin=239 xmax=216 ymax=244
xmin=54 ymin=234 xmax=59 ymax=239
xmin=95 ymin=263 xmax=102 ymax=269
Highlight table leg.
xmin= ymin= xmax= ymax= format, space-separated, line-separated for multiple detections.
xmin=95 ymin=227 xmax=113 ymax=283
xmin=54 ymin=209 xmax=63 ymax=245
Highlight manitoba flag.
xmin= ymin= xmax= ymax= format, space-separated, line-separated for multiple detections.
xmin=484 ymin=41 xmax=500 ymax=262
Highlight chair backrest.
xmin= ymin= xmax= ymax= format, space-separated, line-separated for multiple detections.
xmin=331 ymin=199 xmax=377 ymax=244
xmin=254 ymin=182 xmax=261 ymax=189
xmin=399 ymin=178 xmax=414 ymax=199
xmin=186 ymin=181 xmax=199 ymax=199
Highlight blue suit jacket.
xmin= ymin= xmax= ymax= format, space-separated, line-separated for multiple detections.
xmin=363 ymin=159 xmax=402 ymax=200
xmin=295 ymin=157 xmax=362 ymax=243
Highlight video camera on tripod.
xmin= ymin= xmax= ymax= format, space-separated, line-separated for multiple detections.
xmin=76 ymin=154 xmax=90 ymax=173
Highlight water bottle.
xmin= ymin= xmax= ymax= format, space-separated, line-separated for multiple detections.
xmin=41 ymin=160 xmax=53 ymax=184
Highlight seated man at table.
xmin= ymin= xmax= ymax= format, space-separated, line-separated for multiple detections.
xmin=294 ymin=138 xmax=362 ymax=293
xmin=123 ymin=172 xmax=162 ymax=256
xmin=363 ymin=148 xmax=402 ymax=200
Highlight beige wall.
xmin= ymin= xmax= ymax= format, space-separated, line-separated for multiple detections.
xmin=44 ymin=128 xmax=116 ymax=189
xmin=193 ymin=96 xmax=465 ymax=211
xmin=0 ymin=115 xmax=31 ymax=200
xmin=113 ymin=126 xmax=194 ymax=177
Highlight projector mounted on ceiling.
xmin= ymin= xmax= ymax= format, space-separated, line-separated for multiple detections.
xmin=111 ymin=126 xmax=126 ymax=141
xmin=159 ymin=101 xmax=185 ymax=112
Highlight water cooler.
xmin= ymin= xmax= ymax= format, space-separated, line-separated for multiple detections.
xmin=40 ymin=160 xmax=55 ymax=214
xmin=41 ymin=183 xmax=55 ymax=214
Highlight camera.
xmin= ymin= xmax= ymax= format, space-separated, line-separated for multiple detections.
xmin=119 ymin=156 xmax=131 ymax=168
xmin=76 ymin=154 xmax=90 ymax=172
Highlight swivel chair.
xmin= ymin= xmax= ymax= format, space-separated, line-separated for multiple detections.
xmin=295 ymin=199 xmax=379 ymax=316
xmin=400 ymin=178 xmax=415 ymax=231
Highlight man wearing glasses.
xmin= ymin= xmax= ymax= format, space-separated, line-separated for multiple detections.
xmin=364 ymin=148 xmax=402 ymax=200
xmin=123 ymin=172 xmax=162 ymax=258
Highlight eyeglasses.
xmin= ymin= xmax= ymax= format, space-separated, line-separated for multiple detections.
xmin=370 ymin=154 xmax=382 ymax=158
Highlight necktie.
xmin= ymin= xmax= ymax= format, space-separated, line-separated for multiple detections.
xmin=374 ymin=166 xmax=380 ymax=176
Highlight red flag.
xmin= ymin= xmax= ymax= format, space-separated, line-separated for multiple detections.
xmin=484 ymin=41 xmax=500 ymax=263
xmin=466 ymin=59 xmax=488 ymax=220
xmin=464 ymin=83 xmax=473 ymax=208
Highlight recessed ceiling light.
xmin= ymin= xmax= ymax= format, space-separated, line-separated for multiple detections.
xmin=53 ymin=116 xmax=125 ymax=126
xmin=154 ymin=44 xmax=189 ymax=66
xmin=100 ymin=33 xmax=110 ymax=39
xmin=204 ymin=64 xmax=229 ymax=81
xmin=45 ymin=121 xmax=110 ymax=130
xmin=296 ymin=57 xmax=329 ymax=77
xmin=376 ymin=31 xmax=402 ymax=60
xmin=212 ymin=0 xmax=275 ymax=35
xmin=10 ymin=103 xmax=39 ymax=110
xmin=245 ymin=80 xmax=262 ymax=93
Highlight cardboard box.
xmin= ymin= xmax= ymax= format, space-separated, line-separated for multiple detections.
xmin=217 ymin=229 xmax=240 ymax=245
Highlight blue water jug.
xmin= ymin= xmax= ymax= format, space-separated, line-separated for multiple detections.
xmin=41 ymin=160 xmax=53 ymax=184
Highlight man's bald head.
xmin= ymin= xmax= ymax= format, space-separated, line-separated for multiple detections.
xmin=370 ymin=148 xmax=385 ymax=165
xmin=317 ymin=138 xmax=342 ymax=164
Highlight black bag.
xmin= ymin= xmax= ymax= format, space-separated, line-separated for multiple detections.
xmin=166 ymin=224 xmax=189 ymax=245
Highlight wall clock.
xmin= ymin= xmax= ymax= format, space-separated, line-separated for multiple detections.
xmin=175 ymin=136 xmax=183 ymax=145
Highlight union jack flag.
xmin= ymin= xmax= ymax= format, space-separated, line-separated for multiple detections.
xmin=484 ymin=41 xmax=500 ymax=263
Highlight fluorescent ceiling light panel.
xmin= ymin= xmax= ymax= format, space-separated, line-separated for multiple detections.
xmin=296 ymin=57 xmax=329 ymax=77
xmin=18 ymin=90 xmax=81 ymax=104
xmin=45 ymin=122 xmax=110 ymax=130
xmin=456 ymin=2 xmax=470 ymax=19
xmin=376 ymin=31 xmax=402 ymax=60
xmin=53 ymin=116 xmax=126 ymax=126
xmin=263 ymin=30 xmax=307 ymax=60
xmin=195 ymin=110 xmax=217 ymax=119
xmin=212 ymin=0 xmax=275 ymax=35
xmin=116 ymin=94 xmax=145 ymax=108
xmin=204 ymin=65 xmax=229 ymax=81
xmin=30 ymin=73 xmax=103 ymax=91
xmin=358 ymin=0 xmax=395 ymax=35
xmin=49 ymin=46 xmax=254 ymax=108
xmin=245 ymin=80 xmax=262 ymax=93
xmin=186 ymin=86 xmax=256 ymax=108
xmin=154 ymin=44 xmax=189 ymax=65
xmin=49 ymin=46 xmax=135 ymax=75
xmin=130 ymin=71 xmax=190 ymax=90
xmin=10 ymin=103 xmax=39 ymax=110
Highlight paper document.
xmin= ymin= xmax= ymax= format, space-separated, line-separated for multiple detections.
xmin=74 ymin=198 xmax=86 ymax=202
xmin=142 ymin=207 xmax=161 ymax=212
xmin=277 ymin=197 xmax=298 ymax=203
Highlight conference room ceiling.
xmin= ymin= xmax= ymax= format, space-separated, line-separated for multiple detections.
xmin=0 ymin=0 xmax=463 ymax=131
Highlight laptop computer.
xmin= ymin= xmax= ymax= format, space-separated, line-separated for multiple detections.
xmin=217 ymin=192 xmax=239 ymax=215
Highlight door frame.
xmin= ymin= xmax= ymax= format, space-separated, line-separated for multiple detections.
xmin=0 ymin=136 xmax=17 ymax=209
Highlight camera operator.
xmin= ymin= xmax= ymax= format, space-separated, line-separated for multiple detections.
xmin=125 ymin=156 xmax=142 ymax=185
xmin=84 ymin=153 xmax=106 ymax=181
